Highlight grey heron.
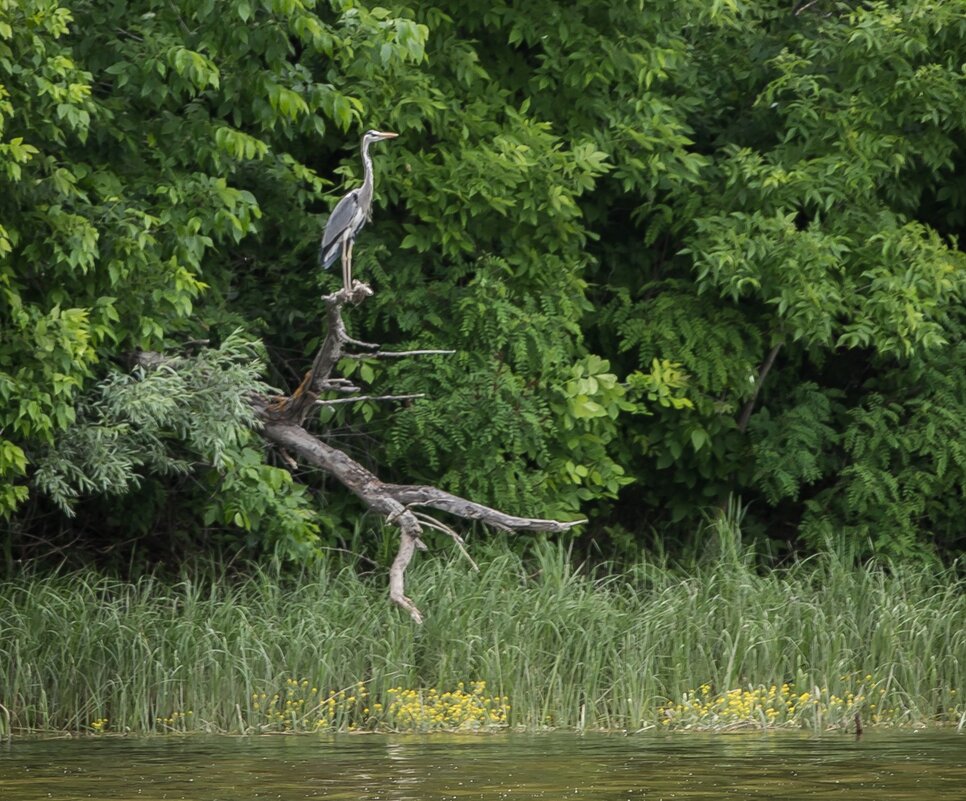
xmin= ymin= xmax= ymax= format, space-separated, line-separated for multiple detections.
xmin=319 ymin=129 xmax=398 ymax=290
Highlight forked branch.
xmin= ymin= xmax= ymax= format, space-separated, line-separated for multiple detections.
xmin=263 ymin=283 xmax=372 ymax=424
xmin=254 ymin=281 xmax=583 ymax=622
xmin=256 ymin=415 xmax=581 ymax=622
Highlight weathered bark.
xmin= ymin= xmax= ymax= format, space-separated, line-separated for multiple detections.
xmin=263 ymin=284 xmax=372 ymax=424
xmin=383 ymin=484 xmax=580 ymax=533
xmin=253 ymin=282 xmax=584 ymax=622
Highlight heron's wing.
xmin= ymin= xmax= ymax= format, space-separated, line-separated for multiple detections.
xmin=321 ymin=189 xmax=361 ymax=250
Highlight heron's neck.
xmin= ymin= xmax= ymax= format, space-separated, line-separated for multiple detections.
xmin=359 ymin=139 xmax=375 ymax=202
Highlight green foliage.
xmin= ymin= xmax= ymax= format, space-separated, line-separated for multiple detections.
xmin=3 ymin=0 xmax=966 ymax=561
xmin=583 ymin=0 xmax=966 ymax=552
xmin=749 ymin=382 xmax=839 ymax=505
xmin=32 ymin=332 xmax=266 ymax=512
xmin=375 ymin=259 xmax=605 ymax=517
xmin=201 ymin=446 xmax=323 ymax=559
xmin=2 ymin=542 xmax=964 ymax=734
xmin=549 ymin=354 xmax=638 ymax=506
xmin=801 ymin=342 xmax=966 ymax=558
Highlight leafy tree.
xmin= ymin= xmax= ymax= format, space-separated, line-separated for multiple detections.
xmin=3 ymin=0 xmax=965 ymax=565
xmin=574 ymin=0 xmax=965 ymax=556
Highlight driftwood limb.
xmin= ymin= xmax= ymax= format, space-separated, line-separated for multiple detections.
xmin=345 ymin=349 xmax=457 ymax=359
xmin=252 ymin=281 xmax=584 ymax=621
xmin=383 ymin=484 xmax=586 ymax=533
xmin=257 ymin=417 xmax=427 ymax=622
xmin=257 ymin=416 xmax=579 ymax=622
xmin=315 ymin=393 xmax=425 ymax=406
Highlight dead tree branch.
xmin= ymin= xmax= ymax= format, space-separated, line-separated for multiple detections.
xmin=411 ymin=510 xmax=479 ymax=572
xmin=315 ymin=393 xmax=425 ymax=406
xmin=252 ymin=281 xmax=583 ymax=622
xmin=345 ymin=349 xmax=457 ymax=359
xmin=262 ymin=283 xmax=372 ymax=424
xmin=384 ymin=484 xmax=586 ymax=533
xmin=256 ymin=417 xmax=428 ymax=622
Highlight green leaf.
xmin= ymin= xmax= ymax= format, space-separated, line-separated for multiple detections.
xmin=690 ymin=429 xmax=708 ymax=452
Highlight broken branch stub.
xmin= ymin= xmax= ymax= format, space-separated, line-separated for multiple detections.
xmin=255 ymin=281 xmax=584 ymax=622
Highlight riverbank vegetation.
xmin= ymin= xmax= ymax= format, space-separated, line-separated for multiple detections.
xmin=2 ymin=539 xmax=963 ymax=738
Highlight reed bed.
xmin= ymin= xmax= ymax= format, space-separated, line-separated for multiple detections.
xmin=1 ymin=541 xmax=963 ymax=737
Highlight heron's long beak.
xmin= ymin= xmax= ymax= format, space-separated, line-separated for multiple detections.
xmin=376 ymin=131 xmax=399 ymax=139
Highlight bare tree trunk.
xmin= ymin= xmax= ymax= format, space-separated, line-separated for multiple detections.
xmin=736 ymin=341 xmax=783 ymax=433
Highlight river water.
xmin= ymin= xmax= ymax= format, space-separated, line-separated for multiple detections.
xmin=1 ymin=731 xmax=964 ymax=800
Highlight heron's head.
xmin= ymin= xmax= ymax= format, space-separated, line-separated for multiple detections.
xmin=363 ymin=129 xmax=398 ymax=145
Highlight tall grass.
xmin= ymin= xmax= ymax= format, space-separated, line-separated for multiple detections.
xmin=1 ymin=536 xmax=963 ymax=736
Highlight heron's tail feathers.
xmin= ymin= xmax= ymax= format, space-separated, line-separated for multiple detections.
xmin=319 ymin=240 xmax=340 ymax=270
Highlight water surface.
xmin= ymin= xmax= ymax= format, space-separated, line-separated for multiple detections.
xmin=1 ymin=731 xmax=964 ymax=800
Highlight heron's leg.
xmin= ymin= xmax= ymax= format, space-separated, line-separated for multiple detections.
xmin=341 ymin=235 xmax=350 ymax=291
xmin=345 ymin=239 xmax=355 ymax=289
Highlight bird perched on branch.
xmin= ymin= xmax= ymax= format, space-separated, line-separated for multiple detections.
xmin=319 ymin=129 xmax=398 ymax=291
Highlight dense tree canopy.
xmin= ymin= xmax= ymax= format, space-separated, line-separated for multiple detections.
xmin=2 ymin=0 xmax=964 ymax=564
